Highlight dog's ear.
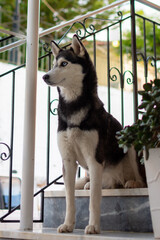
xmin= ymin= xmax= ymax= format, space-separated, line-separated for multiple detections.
xmin=71 ymin=35 xmax=85 ymax=57
xmin=51 ymin=41 xmax=60 ymax=57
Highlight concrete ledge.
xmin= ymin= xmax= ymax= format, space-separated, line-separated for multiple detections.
xmin=0 ymin=228 xmax=154 ymax=240
xmin=44 ymin=188 xmax=148 ymax=197
xmin=43 ymin=188 xmax=152 ymax=233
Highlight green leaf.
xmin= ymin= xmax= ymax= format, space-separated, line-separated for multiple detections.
xmin=123 ymin=145 xmax=128 ymax=154
xmin=117 ymin=79 xmax=160 ymax=163
xmin=146 ymin=101 xmax=155 ymax=113
xmin=140 ymin=157 xmax=144 ymax=164
xmin=154 ymin=79 xmax=160 ymax=87
xmin=138 ymin=110 xmax=145 ymax=114
xmin=151 ymin=89 xmax=159 ymax=97
xmin=138 ymin=101 xmax=149 ymax=109
xmin=139 ymin=92 xmax=152 ymax=101
xmin=143 ymin=83 xmax=152 ymax=91
xmin=155 ymin=96 xmax=160 ymax=102
xmin=138 ymin=90 xmax=145 ymax=96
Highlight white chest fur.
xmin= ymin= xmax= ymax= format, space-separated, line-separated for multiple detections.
xmin=57 ymin=128 xmax=99 ymax=170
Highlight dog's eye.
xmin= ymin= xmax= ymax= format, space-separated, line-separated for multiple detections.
xmin=61 ymin=61 xmax=68 ymax=67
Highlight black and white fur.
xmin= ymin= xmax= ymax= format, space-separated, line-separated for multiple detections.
xmin=43 ymin=35 xmax=144 ymax=234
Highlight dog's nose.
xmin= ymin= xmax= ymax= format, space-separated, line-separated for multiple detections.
xmin=43 ymin=74 xmax=49 ymax=80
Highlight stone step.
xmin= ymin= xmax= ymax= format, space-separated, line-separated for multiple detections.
xmin=44 ymin=188 xmax=153 ymax=233
xmin=0 ymin=228 xmax=154 ymax=240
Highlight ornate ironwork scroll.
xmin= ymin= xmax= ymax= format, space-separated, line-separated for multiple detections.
xmin=136 ymin=52 xmax=157 ymax=82
xmin=43 ymin=42 xmax=51 ymax=53
xmin=109 ymin=67 xmax=121 ymax=82
xmin=0 ymin=142 xmax=11 ymax=161
xmin=109 ymin=67 xmax=133 ymax=86
xmin=50 ymin=99 xmax=59 ymax=116
xmin=123 ymin=70 xmax=134 ymax=85
xmin=42 ymin=10 xmax=124 ymax=50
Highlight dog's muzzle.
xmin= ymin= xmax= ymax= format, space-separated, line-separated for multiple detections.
xmin=43 ymin=74 xmax=50 ymax=84
xmin=43 ymin=74 xmax=49 ymax=80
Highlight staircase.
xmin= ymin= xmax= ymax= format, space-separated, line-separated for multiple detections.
xmin=43 ymin=188 xmax=153 ymax=232
xmin=0 ymin=188 xmax=154 ymax=240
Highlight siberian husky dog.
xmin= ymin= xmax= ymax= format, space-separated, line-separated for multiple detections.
xmin=42 ymin=35 xmax=144 ymax=234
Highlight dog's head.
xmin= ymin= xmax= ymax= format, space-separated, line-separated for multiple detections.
xmin=42 ymin=35 xmax=89 ymax=88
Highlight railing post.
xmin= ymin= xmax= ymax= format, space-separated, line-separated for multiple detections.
xmin=130 ymin=0 xmax=138 ymax=122
xmin=20 ymin=0 xmax=40 ymax=230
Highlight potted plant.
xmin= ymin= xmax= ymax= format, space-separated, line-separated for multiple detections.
xmin=117 ymin=79 xmax=160 ymax=239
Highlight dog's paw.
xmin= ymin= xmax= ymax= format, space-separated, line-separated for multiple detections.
xmin=57 ymin=223 xmax=74 ymax=233
xmin=85 ymin=225 xmax=100 ymax=234
xmin=84 ymin=182 xmax=90 ymax=190
xmin=125 ymin=180 xmax=145 ymax=188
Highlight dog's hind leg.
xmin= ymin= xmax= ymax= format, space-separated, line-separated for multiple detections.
xmin=85 ymin=160 xmax=103 ymax=234
xmin=75 ymin=176 xmax=89 ymax=189
xmin=124 ymin=147 xmax=145 ymax=188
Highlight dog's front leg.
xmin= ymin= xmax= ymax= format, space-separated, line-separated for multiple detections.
xmin=85 ymin=160 xmax=103 ymax=234
xmin=57 ymin=159 xmax=77 ymax=233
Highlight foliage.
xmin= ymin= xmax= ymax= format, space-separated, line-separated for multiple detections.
xmin=0 ymin=0 xmax=114 ymax=40
xmin=122 ymin=12 xmax=160 ymax=56
xmin=117 ymin=79 xmax=160 ymax=162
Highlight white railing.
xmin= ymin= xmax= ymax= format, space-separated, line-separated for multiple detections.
xmin=0 ymin=29 xmax=26 ymax=39
xmin=0 ymin=0 xmax=128 ymax=53
xmin=137 ymin=0 xmax=160 ymax=11
xmin=39 ymin=0 xmax=128 ymax=38
xmin=1 ymin=0 xmax=160 ymax=54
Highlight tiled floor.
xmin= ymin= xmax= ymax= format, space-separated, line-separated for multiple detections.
xmin=0 ymin=228 xmax=154 ymax=240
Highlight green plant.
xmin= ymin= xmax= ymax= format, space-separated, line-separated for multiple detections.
xmin=117 ymin=79 xmax=160 ymax=162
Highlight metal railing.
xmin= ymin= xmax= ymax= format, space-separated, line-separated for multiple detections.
xmin=0 ymin=37 xmax=52 ymax=71
xmin=0 ymin=0 xmax=160 ymax=223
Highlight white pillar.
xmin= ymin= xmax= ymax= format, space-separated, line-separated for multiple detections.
xmin=20 ymin=0 xmax=40 ymax=230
